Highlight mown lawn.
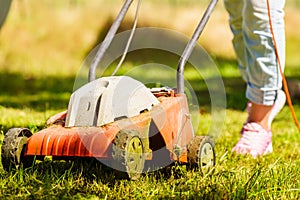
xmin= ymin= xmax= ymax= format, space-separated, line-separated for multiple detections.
xmin=1 ymin=1 xmax=300 ymax=199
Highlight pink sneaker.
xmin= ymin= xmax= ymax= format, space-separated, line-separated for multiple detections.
xmin=234 ymin=90 xmax=285 ymax=158
xmin=232 ymin=122 xmax=273 ymax=158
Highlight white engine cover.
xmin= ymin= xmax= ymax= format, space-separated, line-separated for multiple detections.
xmin=65 ymin=76 xmax=159 ymax=127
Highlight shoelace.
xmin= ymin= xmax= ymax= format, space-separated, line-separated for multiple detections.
xmin=237 ymin=123 xmax=271 ymax=154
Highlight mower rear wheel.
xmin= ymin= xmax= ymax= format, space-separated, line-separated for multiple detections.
xmin=1 ymin=128 xmax=34 ymax=171
xmin=112 ymin=129 xmax=145 ymax=180
xmin=187 ymin=136 xmax=215 ymax=175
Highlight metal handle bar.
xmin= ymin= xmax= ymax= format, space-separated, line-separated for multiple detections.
xmin=177 ymin=0 xmax=218 ymax=94
xmin=88 ymin=0 xmax=134 ymax=82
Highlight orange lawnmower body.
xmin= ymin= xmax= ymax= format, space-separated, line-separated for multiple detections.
xmin=25 ymin=93 xmax=193 ymax=163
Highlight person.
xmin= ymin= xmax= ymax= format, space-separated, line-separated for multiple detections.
xmin=223 ymin=0 xmax=286 ymax=157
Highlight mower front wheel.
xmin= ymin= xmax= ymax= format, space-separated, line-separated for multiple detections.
xmin=1 ymin=128 xmax=34 ymax=171
xmin=112 ymin=129 xmax=145 ymax=180
xmin=187 ymin=136 xmax=215 ymax=175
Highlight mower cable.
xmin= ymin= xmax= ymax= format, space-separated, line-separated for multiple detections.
xmin=267 ymin=0 xmax=300 ymax=132
xmin=112 ymin=0 xmax=142 ymax=76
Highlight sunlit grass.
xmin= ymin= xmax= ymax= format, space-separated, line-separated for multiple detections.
xmin=1 ymin=107 xmax=300 ymax=199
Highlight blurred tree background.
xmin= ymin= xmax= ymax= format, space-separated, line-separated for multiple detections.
xmin=1 ymin=0 xmax=299 ymax=76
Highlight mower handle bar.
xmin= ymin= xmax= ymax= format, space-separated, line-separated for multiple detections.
xmin=89 ymin=0 xmax=134 ymax=82
xmin=88 ymin=0 xmax=219 ymax=94
xmin=177 ymin=0 xmax=218 ymax=94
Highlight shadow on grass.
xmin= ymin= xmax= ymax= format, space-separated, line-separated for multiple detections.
xmin=0 ymin=72 xmax=74 ymax=111
xmin=0 ymin=60 xmax=256 ymax=113
xmin=1 ymin=29 xmax=299 ymax=115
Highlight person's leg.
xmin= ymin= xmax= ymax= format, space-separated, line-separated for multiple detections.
xmin=245 ymin=89 xmax=286 ymax=130
xmin=243 ymin=0 xmax=286 ymax=129
xmin=223 ymin=0 xmax=247 ymax=82
xmin=225 ymin=0 xmax=286 ymax=130
xmin=232 ymin=0 xmax=286 ymax=157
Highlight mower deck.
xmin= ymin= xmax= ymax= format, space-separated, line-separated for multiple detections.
xmin=25 ymin=90 xmax=194 ymax=163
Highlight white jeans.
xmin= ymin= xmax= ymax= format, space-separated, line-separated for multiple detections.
xmin=224 ymin=0 xmax=286 ymax=105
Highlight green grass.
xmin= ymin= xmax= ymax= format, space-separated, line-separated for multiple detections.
xmin=1 ymin=1 xmax=300 ymax=199
xmin=1 ymin=109 xmax=300 ymax=199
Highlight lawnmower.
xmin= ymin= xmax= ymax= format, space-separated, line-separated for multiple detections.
xmin=1 ymin=0 xmax=218 ymax=180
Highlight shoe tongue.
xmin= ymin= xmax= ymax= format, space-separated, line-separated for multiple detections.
xmin=244 ymin=122 xmax=265 ymax=132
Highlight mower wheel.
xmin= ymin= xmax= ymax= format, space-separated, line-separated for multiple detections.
xmin=112 ymin=129 xmax=145 ymax=180
xmin=1 ymin=128 xmax=34 ymax=171
xmin=187 ymin=136 xmax=215 ymax=175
